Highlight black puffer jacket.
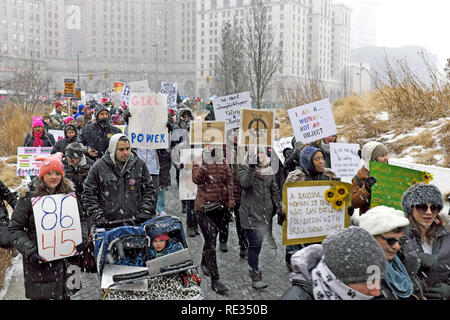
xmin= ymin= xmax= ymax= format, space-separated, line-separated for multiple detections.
xmin=0 ymin=179 xmax=17 ymax=222
xmin=82 ymin=138 xmax=156 ymax=224
xmin=157 ymin=149 xmax=172 ymax=187
xmin=8 ymin=178 xmax=88 ymax=300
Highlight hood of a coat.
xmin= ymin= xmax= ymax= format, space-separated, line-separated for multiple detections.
xmin=107 ymin=133 xmax=133 ymax=167
xmin=64 ymin=124 xmax=78 ymax=140
xmin=290 ymin=244 xmax=324 ymax=283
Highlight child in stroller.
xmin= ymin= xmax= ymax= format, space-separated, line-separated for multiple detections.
xmin=149 ymin=232 xmax=183 ymax=260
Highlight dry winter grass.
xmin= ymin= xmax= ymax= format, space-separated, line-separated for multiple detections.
xmin=0 ymin=248 xmax=13 ymax=291
xmin=0 ymin=103 xmax=34 ymax=157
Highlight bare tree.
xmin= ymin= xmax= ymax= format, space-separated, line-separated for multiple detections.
xmin=244 ymin=0 xmax=281 ymax=109
xmin=214 ymin=19 xmax=247 ymax=96
xmin=0 ymin=57 xmax=52 ymax=112
xmin=445 ymin=58 xmax=450 ymax=80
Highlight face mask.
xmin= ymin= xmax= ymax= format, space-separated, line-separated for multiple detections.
xmin=97 ymin=117 xmax=110 ymax=127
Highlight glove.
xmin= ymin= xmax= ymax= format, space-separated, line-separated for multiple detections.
xmin=294 ymin=141 xmax=303 ymax=152
xmin=364 ymin=177 xmax=377 ymax=192
xmin=76 ymin=241 xmax=88 ymax=253
xmin=93 ymin=213 xmax=110 ymax=228
xmin=29 ymin=253 xmax=46 ymax=267
xmin=179 ymin=163 xmax=184 ymax=169
xmin=277 ymin=212 xmax=286 ymax=226
xmin=418 ymin=252 xmax=439 ymax=269
xmin=136 ymin=211 xmax=153 ymax=223
xmin=423 ymin=283 xmax=450 ymax=300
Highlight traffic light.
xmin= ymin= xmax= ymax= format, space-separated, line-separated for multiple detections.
xmin=89 ymin=71 xmax=93 ymax=79
xmin=104 ymin=69 xmax=108 ymax=78
xmin=206 ymin=75 xmax=210 ymax=83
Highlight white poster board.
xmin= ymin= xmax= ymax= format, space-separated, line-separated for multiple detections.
xmin=287 ymin=98 xmax=337 ymax=144
xmin=16 ymin=147 xmax=52 ymax=176
xmin=330 ymin=143 xmax=361 ymax=178
xmin=48 ymin=130 xmax=65 ymax=142
xmin=32 ymin=193 xmax=82 ymax=262
xmin=273 ymin=136 xmax=293 ymax=164
xmin=179 ymin=148 xmax=202 ymax=200
xmin=160 ymin=82 xmax=178 ymax=109
xmin=129 ymin=80 xmax=150 ymax=93
xmin=213 ymin=91 xmax=252 ymax=131
xmin=128 ymin=92 xmax=168 ymax=149
xmin=122 ymin=83 xmax=131 ymax=107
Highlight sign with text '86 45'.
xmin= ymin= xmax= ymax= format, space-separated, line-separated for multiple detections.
xmin=32 ymin=193 xmax=82 ymax=262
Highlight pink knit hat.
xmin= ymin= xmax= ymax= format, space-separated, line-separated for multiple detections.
xmin=35 ymin=152 xmax=65 ymax=179
xmin=64 ymin=117 xmax=74 ymax=125
xmin=32 ymin=116 xmax=44 ymax=128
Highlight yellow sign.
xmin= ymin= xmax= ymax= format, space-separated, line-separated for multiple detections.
xmin=190 ymin=121 xmax=226 ymax=145
xmin=238 ymin=108 xmax=275 ymax=147
xmin=114 ymin=82 xmax=125 ymax=92
xmin=63 ymin=79 xmax=75 ymax=98
xmin=75 ymin=88 xmax=81 ymax=100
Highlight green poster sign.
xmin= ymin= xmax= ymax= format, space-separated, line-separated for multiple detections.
xmin=370 ymin=161 xmax=428 ymax=210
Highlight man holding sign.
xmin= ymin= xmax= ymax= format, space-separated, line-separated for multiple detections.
xmin=8 ymin=153 xmax=89 ymax=300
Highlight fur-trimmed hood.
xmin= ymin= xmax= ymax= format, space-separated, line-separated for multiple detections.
xmin=285 ymin=167 xmax=337 ymax=184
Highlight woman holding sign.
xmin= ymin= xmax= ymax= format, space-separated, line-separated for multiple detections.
xmin=8 ymin=153 xmax=89 ymax=300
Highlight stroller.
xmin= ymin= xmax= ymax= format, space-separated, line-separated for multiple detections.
xmin=94 ymin=216 xmax=203 ymax=300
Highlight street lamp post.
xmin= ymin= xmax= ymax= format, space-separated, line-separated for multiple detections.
xmin=76 ymin=51 xmax=82 ymax=87
xmin=153 ymin=44 xmax=159 ymax=91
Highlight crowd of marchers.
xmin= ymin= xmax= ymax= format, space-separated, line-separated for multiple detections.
xmin=0 ymin=96 xmax=449 ymax=301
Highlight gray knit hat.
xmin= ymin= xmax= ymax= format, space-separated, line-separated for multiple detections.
xmin=401 ymin=183 xmax=443 ymax=216
xmin=323 ymin=226 xmax=387 ymax=285
xmin=65 ymin=142 xmax=86 ymax=159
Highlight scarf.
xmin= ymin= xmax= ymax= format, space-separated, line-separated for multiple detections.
xmin=385 ymin=255 xmax=414 ymax=299
xmin=311 ymin=259 xmax=374 ymax=300
xmin=254 ymin=154 xmax=273 ymax=178
xmin=320 ymin=140 xmax=330 ymax=154
xmin=33 ymin=130 xmax=44 ymax=147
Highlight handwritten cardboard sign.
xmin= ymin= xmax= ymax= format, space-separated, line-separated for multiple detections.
xmin=64 ymin=78 xmax=76 ymax=98
xmin=273 ymin=136 xmax=293 ymax=164
xmin=128 ymin=92 xmax=168 ymax=149
xmin=370 ymin=161 xmax=428 ymax=210
xmin=16 ymin=147 xmax=52 ymax=176
xmin=178 ymin=148 xmax=202 ymax=200
xmin=190 ymin=121 xmax=226 ymax=145
xmin=32 ymin=193 xmax=82 ymax=262
xmin=48 ymin=130 xmax=65 ymax=142
xmin=282 ymin=181 xmax=351 ymax=245
xmin=238 ymin=108 xmax=275 ymax=147
xmin=330 ymin=143 xmax=361 ymax=178
xmin=160 ymin=82 xmax=178 ymax=109
xmin=213 ymin=92 xmax=252 ymax=131
xmin=287 ymin=98 xmax=337 ymax=144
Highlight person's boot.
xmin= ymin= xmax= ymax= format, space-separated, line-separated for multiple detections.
xmin=201 ymin=263 xmax=210 ymax=277
xmin=187 ymin=227 xmax=196 ymax=237
xmin=239 ymin=248 xmax=248 ymax=259
xmin=194 ymin=226 xmax=200 ymax=235
xmin=219 ymin=242 xmax=228 ymax=252
xmin=250 ymin=269 xmax=268 ymax=289
xmin=211 ymin=279 xmax=229 ymax=295
xmin=181 ymin=201 xmax=186 ymax=214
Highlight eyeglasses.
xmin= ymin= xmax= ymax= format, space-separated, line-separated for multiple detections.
xmin=414 ymin=204 xmax=442 ymax=215
xmin=377 ymin=235 xmax=407 ymax=247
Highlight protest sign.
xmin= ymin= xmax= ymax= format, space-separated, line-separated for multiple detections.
xmin=32 ymin=193 xmax=82 ymax=262
xmin=113 ymin=125 xmax=126 ymax=133
xmin=128 ymin=92 xmax=168 ymax=149
xmin=74 ymin=88 xmax=82 ymax=101
xmin=129 ymin=80 xmax=150 ymax=93
xmin=110 ymin=91 xmax=124 ymax=108
xmin=48 ymin=130 xmax=65 ymax=142
xmin=16 ymin=147 xmax=52 ymax=176
xmin=273 ymin=136 xmax=293 ymax=164
xmin=63 ymin=79 xmax=76 ymax=98
xmin=178 ymin=148 xmax=202 ymax=200
xmin=282 ymin=181 xmax=351 ymax=245
xmin=213 ymin=92 xmax=252 ymax=131
xmin=370 ymin=161 xmax=430 ymax=210
xmin=238 ymin=108 xmax=275 ymax=147
xmin=114 ymin=82 xmax=125 ymax=92
xmin=160 ymin=82 xmax=178 ymax=109
xmin=122 ymin=83 xmax=130 ymax=107
xmin=287 ymin=98 xmax=337 ymax=144
xmin=330 ymin=143 xmax=361 ymax=178
xmin=190 ymin=121 xmax=226 ymax=145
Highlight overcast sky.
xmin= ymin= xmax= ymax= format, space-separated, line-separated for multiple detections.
xmin=335 ymin=0 xmax=450 ymax=67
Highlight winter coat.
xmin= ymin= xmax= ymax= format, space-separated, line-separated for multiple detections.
xmin=351 ymin=166 xmax=371 ymax=215
xmin=238 ymin=161 xmax=282 ymax=230
xmin=79 ymin=122 xmax=121 ymax=158
xmin=43 ymin=116 xmax=63 ymax=131
xmin=63 ymin=155 xmax=94 ymax=199
xmin=82 ymin=137 xmax=156 ymax=224
xmin=24 ymin=131 xmax=55 ymax=148
xmin=192 ymin=149 xmax=234 ymax=213
xmin=157 ymin=149 xmax=172 ymax=187
xmin=401 ymin=215 xmax=450 ymax=291
xmin=0 ymin=179 xmax=17 ymax=222
xmin=280 ymin=244 xmax=321 ymax=300
xmin=8 ymin=178 xmax=88 ymax=300
xmin=51 ymin=124 xmax=79 ymax=155
xmin=50 ymin=109 xmax=68 ymax=124
xmin=148 ymin=239 xmax=184 ymax=260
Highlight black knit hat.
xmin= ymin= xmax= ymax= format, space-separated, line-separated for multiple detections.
xmin=65 ymin=142 xmax=86 ymax=159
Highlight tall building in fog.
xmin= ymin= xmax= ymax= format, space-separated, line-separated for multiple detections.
xmin=350 ymin=0 xmax=379 ymax=49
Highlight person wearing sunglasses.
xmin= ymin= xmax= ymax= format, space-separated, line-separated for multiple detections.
xmin=401 ymin=183 xmax=449 ymax=300
xmin=358 ymin=205 xmax=425 ymax=299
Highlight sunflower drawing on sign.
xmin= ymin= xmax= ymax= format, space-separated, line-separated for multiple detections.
xmin=324 ymin=184 xmax=350 ymax=210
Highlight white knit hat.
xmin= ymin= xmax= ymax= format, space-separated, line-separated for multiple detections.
xmin=358 ymin=206 xmax=409 ymax=235
xmin=361 ymin=141 xmax=387 ymax=170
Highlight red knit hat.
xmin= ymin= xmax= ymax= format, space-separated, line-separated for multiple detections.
xmin=35 ymin=152 xmax=65 ymax=179
xmin=55 ymin=101 xmax=63 ymax=108
xmin=154 ymin=233 xmax=170 ymax=241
